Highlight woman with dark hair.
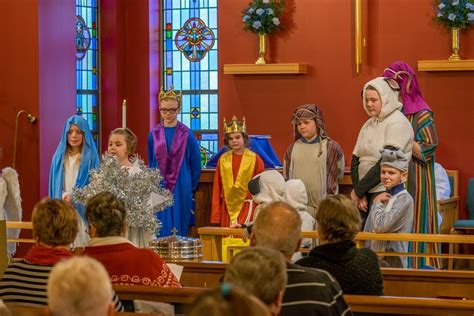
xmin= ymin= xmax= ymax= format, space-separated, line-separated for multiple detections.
xmin=384 ymin=61 xmax=439 ymax=268
xmin=296 ymin=195 xmax=383 ymax=296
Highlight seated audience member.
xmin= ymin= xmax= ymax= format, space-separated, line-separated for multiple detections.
xmin=297 ymin=195 xmax=384 ymax=296
xmin=252 ymin=201 xmax=350 ymax=316
xmin=0 ymin=198 xmax=122 ymax=311
xmin=187 ymin=283 xmax=271 ymax=316
xmin=283 ymin=179 xmax=315 ymax=261
xmin=434 ymin=162 xmax=451 ymax=230
xmin=83 ymin=191 xmax=180 ymax=287
xmin=434 ymin=162 xmax=451 ymax=200
xmin=48 ymin=257 xmax=114 ymax=316
xmin=364 ymin=149 xmax=414 ymax=268
xmin=223 ymin=247 xmax=287 ymax=316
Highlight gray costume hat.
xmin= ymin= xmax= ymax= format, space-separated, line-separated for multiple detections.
xmin=380 ymin=148 xmax=408 ymax=172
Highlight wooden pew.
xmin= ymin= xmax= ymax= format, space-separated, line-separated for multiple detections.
xmin=111 ymin=285 xmax=474 ymax=315
xmin=7 ymin=306 xmax=163 ymax=315
xmin=176 ymin=260 xmax=474 ymax=300
xmin=198 ymin=227 xmax=474 ymax=266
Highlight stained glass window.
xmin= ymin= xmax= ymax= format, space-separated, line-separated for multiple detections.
xmin=163 ymin=0 xmax=218 ymax=166
xmin=76 ymin=0 xmax=100 ymax=149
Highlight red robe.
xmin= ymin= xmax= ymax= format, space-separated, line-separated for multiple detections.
xmin=211 ymin=150 xmax=265 ymax=227
xmin=83 ymin=243 xmax=181 ymax=287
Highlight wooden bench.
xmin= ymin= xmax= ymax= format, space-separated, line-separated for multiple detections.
xmin=198 ymin=227 xmax=474 ymax=267
xmin=111 ymin=285 xmax=474 ymax=315
xmin=6 ymin=305 xmax=164 ymax=315
xmin=177 ymin=260 xmax=474 ymax=299
xmin=438 ymin=169 xmax=460 ymax=235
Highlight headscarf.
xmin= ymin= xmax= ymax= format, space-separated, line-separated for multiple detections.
xmin=49 ymin=115 xmax=100 ymax=205
xmin=383 ymin=61 xmax=431 ymax=115
xmin=362 ymin=77 xmax=402 ymax=121
xmin=291 ymin=104 xmax=329 ymax=141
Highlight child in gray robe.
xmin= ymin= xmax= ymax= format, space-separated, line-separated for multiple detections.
xmin=364 ymin=148 xmax=414 ymax=268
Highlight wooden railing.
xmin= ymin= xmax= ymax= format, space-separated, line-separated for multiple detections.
xmin=177 ymin=261 xmax=474 ymax=300
xmin=198 ymin=227 xmax=474 ymax=267
xmin=111 ymin=285 xmax=474 ymax=315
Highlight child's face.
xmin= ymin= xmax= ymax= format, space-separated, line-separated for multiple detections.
xmin=67 ymin=124 xmax=84 ymax=150
xmin=227 ymin=132 xmax=245 ymax=152
xmin=380 ymin=165 xmax=407 ymax=189
xmin=296 ymin=119 xmax=318 ymax=140
xmin=365 ymin=89 xmax=382 ymax=117
xmin=159 ymin=99 xmax=180 ymax=125
xmin=108 ymin=134 xmax=129 ymax=161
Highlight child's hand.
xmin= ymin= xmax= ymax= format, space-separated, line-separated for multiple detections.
xmin=350 ymin=190 xmax=359 ymax=203
xmin=62 ymin=192 xmax=72 ymax=203
xmin=374 ymin=192 xmax=391 ymax=204
xmin=357 ymin=196 xmax=368 ymax=212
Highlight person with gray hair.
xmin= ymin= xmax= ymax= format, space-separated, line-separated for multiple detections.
xmin=251 ymin=201 xmax=351 ymax=316
xmin=223 ymin=247 xmax=287 ymax=316
xmin=47 ymin=257 xmax=114 ymax=316
xmin=364 ymin=148 xmax=414 ymax=268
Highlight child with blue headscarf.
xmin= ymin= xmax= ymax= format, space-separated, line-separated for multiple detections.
xmin=49 ymin=115 xmax=100 ymax=248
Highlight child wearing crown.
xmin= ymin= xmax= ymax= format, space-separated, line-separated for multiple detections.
xmin=211 ymin=116 xmax=265 ymax=227
xmin=283 ymin=104 xmax=345 ymax=219
xmin=147 ymin=86 xmax=202 ymax=237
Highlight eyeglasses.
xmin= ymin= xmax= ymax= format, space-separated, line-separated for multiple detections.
xmin=159 ymin=107 xmax=180 ymax=114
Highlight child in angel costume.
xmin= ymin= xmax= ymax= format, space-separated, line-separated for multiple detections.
xmin=73 ymin=128 xmax=173 ymax=248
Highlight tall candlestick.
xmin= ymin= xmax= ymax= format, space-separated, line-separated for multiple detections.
xmin=122 ymin=99 xmax=127 ymax=128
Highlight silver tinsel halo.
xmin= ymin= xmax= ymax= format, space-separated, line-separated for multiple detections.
xmin=72 ymin=154 xmax=173 ymax=235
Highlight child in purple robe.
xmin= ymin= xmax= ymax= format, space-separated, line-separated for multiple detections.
xmin=147 ymin=86 xmax=201 ymax=237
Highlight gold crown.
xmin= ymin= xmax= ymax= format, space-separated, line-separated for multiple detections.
xmin=159 ymin=85 xmax=182 ymax=102
xmin=223 ymin=116 xmax=247 ymax=134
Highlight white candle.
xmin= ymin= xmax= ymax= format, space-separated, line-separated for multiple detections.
xmin=122 ymin=99 xmax=127 ymax=128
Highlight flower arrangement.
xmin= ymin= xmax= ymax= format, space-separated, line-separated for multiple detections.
xmin=435 ymin=0 xmax=474 ymax=29
xmin=242 ymin=0 xmax=285 ymax=35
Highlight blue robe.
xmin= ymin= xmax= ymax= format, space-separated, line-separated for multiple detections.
xmin=49 ymin=115 xmax=100 ymax=220
xmin=147 ymin=126 xmax=201 ymax=237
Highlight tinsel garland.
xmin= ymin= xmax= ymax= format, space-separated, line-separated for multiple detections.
xmin=72 ymin=155 xmax=173 ymax=235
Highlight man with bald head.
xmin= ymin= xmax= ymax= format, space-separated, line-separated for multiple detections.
xmin=251 ymin=201 xmax=351 ymax=316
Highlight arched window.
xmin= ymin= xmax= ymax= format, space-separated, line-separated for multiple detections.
xmin=162 ymin=0 xmax=218 ymax=166
xmin=76 ymin=0 xmax=100 ymax=149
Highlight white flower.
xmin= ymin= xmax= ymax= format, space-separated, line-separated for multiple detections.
xmin=272 ymin=17 xmax=280 ymax=25
xmin=243 ymin=15 xmax=250 ymax=22
xmin=452 ymin=0 xmax=459 ymax=5
xmin=263 ymin=0 xmax=270 ymax=3
xmin=267 ymin=8 xmax=274 ymax=15
xmin=256 ymin=8 xmax=265 ymax=15
xmin=467 ymin=3 xmax=474 ymax=10
xmin=248 ymin=8 xmax=255 ymax=13
xmin=448 ymin=13 xmax=456 ymax=20
xmin=252 ymin=21 xmax=262 ymax=29
xmin=438 ymin=3 xmax=446 ymax=9
xmin=468 ymin=13 xmax=474 ymax=21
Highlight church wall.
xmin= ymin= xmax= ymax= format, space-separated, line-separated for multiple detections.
xmin=0 ymin=0 xmax=76 ymax=256
xmin=100 ymin=0 xmax=158 ymax=158
xmin=218 ymin=0 xmax=474 ymax=218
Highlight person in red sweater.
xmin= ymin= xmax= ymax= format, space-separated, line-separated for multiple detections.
xmin=83 ymin=192 xmax=181 ymax=287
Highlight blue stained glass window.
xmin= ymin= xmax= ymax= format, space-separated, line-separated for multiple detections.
xmin=76 ymin=0 xmax=100 ymax=149
xmin=163 ymin=0 xmax=218 ymax=166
